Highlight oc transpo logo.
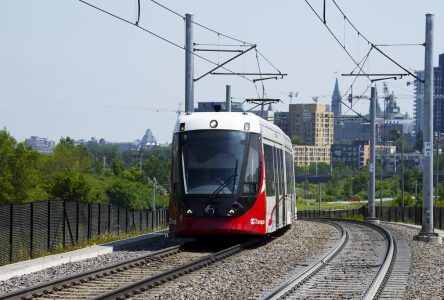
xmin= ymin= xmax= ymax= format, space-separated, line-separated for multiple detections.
xmin=250 ymin=218 xmax=265 ymax=225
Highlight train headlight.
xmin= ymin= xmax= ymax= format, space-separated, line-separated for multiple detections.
xmin=186 ymin=209 xmax=193 ymax=215
xmin=209 ymin=120 xmax=218 ymax=128
xmin=227 ymin=209 xmax=235 ymax=216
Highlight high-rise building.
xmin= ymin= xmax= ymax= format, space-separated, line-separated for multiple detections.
xmin=274 ymin=111 xmax=290 ymax=137
xmin=289 ymin=103 xmax=334 ymax=146
xmin=289 ymin=103 xmax=334 ymax=166
xmin=414 ymin=53 xmax=444 ymax=135
xmin=25 ymin=136 xmax=55 ymax=154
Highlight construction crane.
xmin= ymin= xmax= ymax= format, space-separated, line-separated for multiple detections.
xmin=104 ymin=103 xmax=183 ymax=121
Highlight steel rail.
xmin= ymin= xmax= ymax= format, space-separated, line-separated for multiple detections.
xmin=91 ymin=238 xmax=263 ymax=300
xmin=261 ymin=219 xmax=395 ymax=300
xmin=362 ymin=221 xmax=395 ymax=300
xmin=0 ymin=245 xmax=182 ymax=300
xmin=259 ymin=220 xmax=347 ymax=300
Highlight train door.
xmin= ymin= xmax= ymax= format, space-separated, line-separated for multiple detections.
xmin=278 ymin=148 xmax=286 ymax=226
xmin=272 ymin=146 xmax=280 ymax=227
xmin=263 ymin=143 xmax=276 ymax=232
xmin=282 ymin=149 xmax=287 ymax=226
xmin=273 ymin=146 xmax=285 ymax=228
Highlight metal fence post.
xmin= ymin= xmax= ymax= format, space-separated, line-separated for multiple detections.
xmin=125 ymin=208 xmax=128 ymax=233
xmin=98 ymin=203 xmax=101 ymax=236
xmin=87 ymin=203 xmax=91 ymax=240
xmin=108 ymin=203 xmax=111 ymax=233
xmin=47 ymin=201 xmax=51 ymax=251
xmin=9 ymin=203 xmax=13 ymax=263
xmin=30 ymin=202 xmax=34 ymax=258
xmin=145 ymin=209 xmax=150 ymax=231
xmin=117 ymin=206 xmax=120 ymax=234
xmin=75 ymin=202 xmax=79 ymax=244
xmin=62 ymin=201 xmax=66 ymax=248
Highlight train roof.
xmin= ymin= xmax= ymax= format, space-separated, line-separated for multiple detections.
xmin=173 ymin=112 xmax=291 ymax=147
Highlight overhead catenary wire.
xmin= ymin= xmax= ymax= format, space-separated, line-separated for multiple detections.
xmin=148 ymin=0 xmax=253 ymax=45
xmin=77 ymin=0 xmax=255 ymax=83
xmin=327 ymin=0 xmax=422 ymax=82
xmin=304 ymin=0 xmax=372 ymax=83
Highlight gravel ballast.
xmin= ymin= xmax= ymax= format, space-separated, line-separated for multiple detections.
xmin=0 ymin=236 xmax=191 ymax=295
xmin=135 ymin=220 xmax=340 ymax=299
xmin=382 ymin=223 xmax=444 ymax=299
xmin=2 ymin=221 xmax=442 ymax=299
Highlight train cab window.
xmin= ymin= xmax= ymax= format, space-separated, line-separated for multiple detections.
xmin=180 ymin=130 xmax=247 ymax=195
xmin=243 ymin=134 xmax=260 ymax=194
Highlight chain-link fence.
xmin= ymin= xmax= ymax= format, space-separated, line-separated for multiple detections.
xmin=297 ymin=206 xmax=444 ymax=230
xmin=0 ymin=201 xmax=168 ymax=266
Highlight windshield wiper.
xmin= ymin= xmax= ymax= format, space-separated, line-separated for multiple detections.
xmin=207 ymin=161 xmax=238 ymax=201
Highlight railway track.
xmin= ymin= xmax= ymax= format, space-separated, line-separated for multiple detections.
xmin=261 ymin=219 xmax=409 ymax=300
xmin=1 ymin=238 xmax=262 ymax=300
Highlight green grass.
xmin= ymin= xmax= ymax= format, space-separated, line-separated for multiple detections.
xmin=297 ymin=201 xmax=365 ymax=211
xmin=8 ymin=225 xmax=168 ymax=265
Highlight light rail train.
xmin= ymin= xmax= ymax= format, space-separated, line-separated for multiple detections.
xmin=169 ymin=111 xmax=295 ymax=235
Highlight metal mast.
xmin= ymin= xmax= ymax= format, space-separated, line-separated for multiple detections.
xmin=185 ymin=13 xmax=194 ymax=113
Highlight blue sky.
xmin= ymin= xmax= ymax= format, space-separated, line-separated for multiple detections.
xmin=1 ymin=1 xmax=443 ymax=143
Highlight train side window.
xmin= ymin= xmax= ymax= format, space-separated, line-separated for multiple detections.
xmin=285 ymin=151 xmax=294 ymax=196
xmin=277 ymin=148 xmax=284 ymax=195
xmin=264 ymin=144 xmax=275 ymax=196
xmin=243 ymin=134 xmax=260 ymax=194
xmin=172 ymin=134 xmax=180 ymax=184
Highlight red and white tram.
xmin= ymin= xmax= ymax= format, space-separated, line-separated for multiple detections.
xmin=169 ymin=111 xmax=296 ymax=236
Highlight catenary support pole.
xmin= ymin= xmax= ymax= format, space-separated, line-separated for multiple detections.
xmin=226 ymin=85 xmax=231 ymax=112
xmin=415 ymin=14 xmax=441 ymax=243
xmin=367 ymin=86 xmax=376 ymax=221
xmin=421 ymin=13 xmax=434 ymax=235
xmin=185 ymin=13 xmax=194 ymax=113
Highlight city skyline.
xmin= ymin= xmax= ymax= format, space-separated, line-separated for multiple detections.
xmin=1 ymin=1 xmax=444 ymax=143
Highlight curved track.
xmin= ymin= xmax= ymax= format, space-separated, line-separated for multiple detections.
xmin=261 ymin=220 xmax=397 ymax=300
xmin=1 ymin=238 xmax=261 ymax=300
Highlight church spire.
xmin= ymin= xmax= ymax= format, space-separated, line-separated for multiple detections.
xmin=331 ymin=78 xmax=341 ymax=118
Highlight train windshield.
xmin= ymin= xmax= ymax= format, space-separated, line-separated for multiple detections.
xmin=180 ymin=131 xmax=248 ymax=195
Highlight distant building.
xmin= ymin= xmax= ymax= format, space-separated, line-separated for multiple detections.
xmin=195 ymin=101 xmax=243 ymax=112
xmin=139 ymin=129 xmax=157 ymax=150
xmin=274 ymin=111 xmax=290 ymax=137
xmin=289 ymin=103 xmax=334 ymax=146
xmin=250 ymin=104 xmax=275 ymax=122
xmin=331 ymin=141 xmax=370 ymax=169
xmin=293 ymin=145 xmax=331 ymax=166
xmin=386 ymin=152 xmax=423 ymax=170
xmin=289 ymin=103 xmax=334 ymax=167
xmin=376 ymin=144 xmax=397 ymax=155
xmin=414 ymin=53 xmax=444 ymax=135
xmin=25 ymin=136 xmax=55 ymax=154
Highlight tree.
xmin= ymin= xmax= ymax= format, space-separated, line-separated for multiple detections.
xmin=142 ymin=155 xmax=170 ymax=189
xmin=403 ymin=168 xmax=422 ymax=194
xmin=88 ymin=143 xmax=120 ymax=174
xmin=0 ymin=129 xmax=45 ymax=204
xmin=45 ymin=137 xmax=91 ymax=176
xmin=352 ymin=172 xmax=368 ymax=195
xmin=48 ymin=170 xmax=92 ymax=202
xmin=341 ymin=177 xmax=353 ymax=200
xmin=106 ymin=178 xmax=168 ymax=210
xmin=291 ymin=134 xmax=304 ymax=145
